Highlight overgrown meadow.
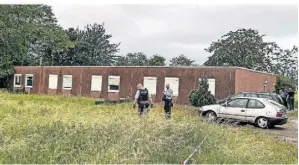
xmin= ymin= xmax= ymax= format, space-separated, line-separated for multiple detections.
xmin=0 ymin=92 xmax=297 ymax=164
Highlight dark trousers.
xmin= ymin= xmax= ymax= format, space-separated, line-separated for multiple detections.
xmin=164 ymin=99 xmax=172 ymax=118
xmin=289 ymin=97 xmax=295 ymax=110
xmin=138 ymin=102 xmax=150 ymax=116
xmin=282 ymin=97 xmax=288 ymax=108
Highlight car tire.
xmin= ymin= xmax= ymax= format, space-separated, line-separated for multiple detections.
xmin=205 ymin=111 xmax=217 ymax=122
xmin=255 ymin=117 xmax=271 ymax=129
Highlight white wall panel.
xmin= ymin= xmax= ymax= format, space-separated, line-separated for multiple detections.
xmin=49 ymin=74 xmax=58 ymax=89
xmin=91 ymin=75 xmax=102 ymax=91
xmin=198 ymin=78 xmax=216 ymax=96
xmin=165 ymin=77 xmax=179 ymax=96
xmin=143 ymin=77 xmax=157 ymax=95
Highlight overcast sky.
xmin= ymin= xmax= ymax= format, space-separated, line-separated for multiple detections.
xmin=51 ymin=4 xmax=298 ymax=65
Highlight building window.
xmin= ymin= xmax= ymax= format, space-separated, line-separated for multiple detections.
xmin=108 ymin=76 xmax=120 ymax=92
xmin=199 ymin=78 xmax=216 ymax=96
xmin=25 ymin=74 xmax=33 ymax=88
xmin=91 ymin=75 xmax=102 ymax=91
xmin=143 ymin=77 xmax=157 ymax=95
xmin=14 ymin=74 xmax=22 ymax=87
xmin=165 ymin=77 xmax=179 ymax=96
xmin=63 ymin=75 xmax=72 ymax=90
xmin=49 ymin=74 xmax=58 ymax=89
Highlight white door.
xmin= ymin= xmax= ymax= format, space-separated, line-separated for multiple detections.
xmin=245 ymin=99 xmax=266 ymax=123
xmin=221 ymin=98 xmax=248 ymax=121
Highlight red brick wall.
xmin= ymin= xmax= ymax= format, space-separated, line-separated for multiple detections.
xmin=13 ymin=66 xmax=238 ymax=104
xmin=234 ymin=68 xmax=277 ymax=93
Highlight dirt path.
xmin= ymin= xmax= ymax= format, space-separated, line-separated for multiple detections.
xmin=245 ymin=118 xmax=298 ymax=147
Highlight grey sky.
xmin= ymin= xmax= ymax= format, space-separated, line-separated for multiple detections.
xmin=51 ymin=4 xmax=298 ymax=65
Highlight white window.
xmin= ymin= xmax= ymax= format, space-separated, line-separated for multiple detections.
xmin=199 ymin=78 xmax=216 ymax=96
xmin=63 ymin=75 xmax=72 ymax=90
xmin=108 ymin=76 xmax=120 ymax=92
xmin=48 ymin=74 xmax=58 ymax=89
xmin=14 ymin=74 xmax=22 ymax=87
xmin=165 ymin=77 xmax=179 ymax=96
xmin=91 ymin=75 xmax=102 ymax=91
xmin=25 ymin=74 xmax=33 ymax=88
xmin=143 ymin=77 xmax=157 ymax=95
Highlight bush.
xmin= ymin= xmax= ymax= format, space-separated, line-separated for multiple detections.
xmin=275 ymin=75 xmax=297 ymax=92
xmin=189 ymin=77 xmax=216 ymax=107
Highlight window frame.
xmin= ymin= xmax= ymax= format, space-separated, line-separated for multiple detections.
xmin=227 ymin=98 xmax=248 ymax=108
xmin=246 ymin=99 xmax=265 ymax=109
xmin=25 ymin=74 xmax=34 ymax=88
xmin=13 ymin=74 xmax=22 ymax=87
xmin=62 ymin=75 xmax=73 ymax=90
xmin=108 ymin=75 xmax=120 ymax=93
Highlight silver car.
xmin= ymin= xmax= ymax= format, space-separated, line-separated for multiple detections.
xmin=199 ymin=97 xmax=288 ymax=129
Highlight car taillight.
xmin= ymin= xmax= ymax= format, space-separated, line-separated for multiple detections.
xmin=276 ymin=112 xmax=283 ymax=117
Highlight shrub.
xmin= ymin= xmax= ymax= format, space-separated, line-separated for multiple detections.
xmin=275 ymin=75 xmax=297 ymax=92
xmin=189 ymin=77 xmax=216 ymax=107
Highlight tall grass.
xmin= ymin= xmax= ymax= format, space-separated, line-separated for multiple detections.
xmin=0 ymin=92 xmax=297 ymax=164
xmin=295 ymin=94 xmax=298 ymax=109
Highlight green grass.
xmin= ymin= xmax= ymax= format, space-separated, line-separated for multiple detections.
xmin=0 ymin=92 xmax=297 ymax=164
xmin=295 ymin=94 xmax=298 ymax=108
xmin=288 ymin=110 xmax=298 ymax=118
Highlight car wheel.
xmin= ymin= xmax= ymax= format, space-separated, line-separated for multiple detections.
xmin=205 ymin=111 xmax=217 ymax=122
xmin=256 ymin=117 xmax=270 ymax=129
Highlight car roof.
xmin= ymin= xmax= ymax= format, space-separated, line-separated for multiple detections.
xmin=238 ymin=92 xmax=273 ymax=95
xmin=231 ymin=97 xmax=268 ymax=101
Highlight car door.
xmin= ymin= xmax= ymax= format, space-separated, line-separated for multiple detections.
xmin=245 ymin=99 xmax=266 ymax=123
xmin=221 ymin=98 xmax=248 ymax=121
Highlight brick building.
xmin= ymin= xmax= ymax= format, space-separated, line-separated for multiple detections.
xmin=12 ymin=66 xmax=277 ymax=104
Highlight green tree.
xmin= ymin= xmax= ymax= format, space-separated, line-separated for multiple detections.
xmin=275 ymin=75 xmax=297 ymax=92
xmin=43 ymin=28 xmax=79 ymax=66
xmin=269 ymin=46 xmax=298 ymax=82
xmin=204 ymin=28 xmax=279 ymax=72
xmin=116 ymin=52 xmax=148 ymax=66
xmin=148 ymin=54 xmax=166 ymax=66
xmin=189 ymin=77 xmax=216 ymax=107
xmin=0 ymin=5 xmax=73 ymax=77
xmin=169 ymin=54 xmax=196 ymax=66
xmin=73 ymin=23 xmax=120 ymax=66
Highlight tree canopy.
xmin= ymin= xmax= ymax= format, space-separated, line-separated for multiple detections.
xmin=169 ymin=54 xmax=197 ymax=66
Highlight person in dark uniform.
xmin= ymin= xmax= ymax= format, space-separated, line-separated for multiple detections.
xmin=279 ymin=89 xmax=288 ymax=108
xmin=133 ymin=83 xmax=153 ymax=117
xmin=163 ymin=83 xmax=173 ymax=119
xmin=284 ymin=88 xmax=289 ymax=109
xmin=287 ymin=88 xmax=295 ymax=111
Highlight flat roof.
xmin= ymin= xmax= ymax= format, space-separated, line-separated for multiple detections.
xmin=15 ymin=65 xmax=276 ymax=76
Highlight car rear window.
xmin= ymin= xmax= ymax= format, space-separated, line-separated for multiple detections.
xmin=271 ymin=95 xmax=283 ymax=104
xmin=267 ymin=100 xmax=284 ymax=108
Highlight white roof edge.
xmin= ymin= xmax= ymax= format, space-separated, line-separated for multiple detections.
xmin=15 ymin=66 xmax=276 ymax=76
